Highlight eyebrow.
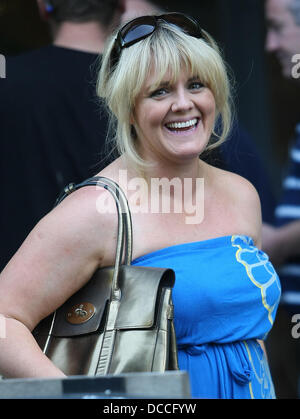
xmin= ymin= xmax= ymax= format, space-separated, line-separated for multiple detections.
xmin=146 ymin=76 xmax=200 ymax=92
xmin=146 ymin=80 xmax=170 ymax=92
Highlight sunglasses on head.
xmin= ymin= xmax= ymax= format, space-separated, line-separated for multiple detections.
xmin=109 ymin=12 xmax=204 ymax=69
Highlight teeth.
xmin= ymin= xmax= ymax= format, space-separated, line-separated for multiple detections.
xmin=166 ymin=118 xmax=198 ymax=129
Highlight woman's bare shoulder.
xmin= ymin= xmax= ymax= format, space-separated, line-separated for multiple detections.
xmin=0 ymin=183 xmax=119 ymax=329
xmin=209 ymin=164 xmax=260 ymax=204
xmin=207 ymin=164 xmax=262 ymax=246
xmin=52 ymin=180 xmax=119 ymax=259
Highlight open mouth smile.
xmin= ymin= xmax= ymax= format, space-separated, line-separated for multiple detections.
xmin=165 ymin=118 xmax=199 ymax=133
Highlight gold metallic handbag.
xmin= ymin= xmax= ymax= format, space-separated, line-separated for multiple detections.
xmin=33 ymin=176 xmax=179 ymax=376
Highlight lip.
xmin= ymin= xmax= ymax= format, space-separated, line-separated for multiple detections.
xmin=163 ymin=118 xmax=201 ymax=136
xmin=165 ymin=117 xmax=200 ymax=125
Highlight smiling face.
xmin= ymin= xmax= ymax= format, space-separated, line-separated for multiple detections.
xmin=266 ymin=0 xmax=300 ymax=78
xmin=132 ymin=66 xmax=216 ymax=165
xmin=97 ymin=20 xmax=232 ymax=171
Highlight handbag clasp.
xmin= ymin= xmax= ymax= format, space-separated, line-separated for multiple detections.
xmin=66 ymin=302 xmax=96 ymax=324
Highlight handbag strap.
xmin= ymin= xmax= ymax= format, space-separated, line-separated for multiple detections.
xmin=55 ymin=176 xmax=132 ymax=301
xmin=94 ymin=176 xmax=133 ymax=265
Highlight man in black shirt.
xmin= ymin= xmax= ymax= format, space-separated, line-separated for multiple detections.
xmin=0 ymin=0 xmax=124 ymax=271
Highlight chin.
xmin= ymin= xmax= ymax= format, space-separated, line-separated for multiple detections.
xmin=172 ymin=141 xmax=208 ymax=159
xmin=283 ymin=67 xmax=293 ymax=79
xmin=279 ymin=59 xmax=295 ymax=79
xmin=170 ymin=148 xmax=204 ymax=162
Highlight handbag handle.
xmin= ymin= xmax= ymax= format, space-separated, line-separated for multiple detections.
xmin=55 ymin=176 xmax=132 ymax=301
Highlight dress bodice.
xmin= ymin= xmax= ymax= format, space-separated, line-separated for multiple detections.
xmin=132 ymin=235 xmax=281 ymax=398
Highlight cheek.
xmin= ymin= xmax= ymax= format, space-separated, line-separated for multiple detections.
xmin=283 ymin=28 xmax=300 ymax=52
xmin=289 ymin=37 xmax=300 ymax=56
xmin=137 ymin=107 xmax=164 ymax=130
xmin=133 ymin=108 xmax=159 ymax=142
xmin=208 ymin=100 xmax=216 ymax=116
xmin=205 ymin=94 xmax=216 ymax=120
xmin=203 ymin=97 xmax=216 ymax=131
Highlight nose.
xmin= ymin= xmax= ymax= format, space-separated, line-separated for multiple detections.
xmin=171 ymin=88 xmax=193 ymax=113
xmin=265 ymin=29 xmax=279 ymax=53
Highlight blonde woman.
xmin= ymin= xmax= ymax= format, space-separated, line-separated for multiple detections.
xmin=0 ymin=13 xmax=280 ymax=398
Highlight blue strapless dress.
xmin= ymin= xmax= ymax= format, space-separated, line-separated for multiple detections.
xmin=131 ymin=235 xmax=281 ymax=399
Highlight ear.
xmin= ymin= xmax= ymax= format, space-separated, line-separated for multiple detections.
xmin=118 ymin=0 xmax=126 ymax=15
xmin=130 ymin=108 xmax=136 ymax=125
xmin=130 ymin=113 xmax=138 ymax=138
xmin=36 ymin=0 xmax=52 ymax=21
xmin=36 ymin=0 xmax=46 ymax=19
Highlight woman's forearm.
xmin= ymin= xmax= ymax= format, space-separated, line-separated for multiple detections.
xmin=0 ymin=316 xmax=65 ymax=379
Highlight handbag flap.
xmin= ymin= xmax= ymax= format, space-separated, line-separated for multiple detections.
xmin=115 ymin=266 xmax=175 ymax=329
xmin=50 ymin=266 xmax=175 ymax=336
xmin=51 ymin=267 xmax=114 ymax=337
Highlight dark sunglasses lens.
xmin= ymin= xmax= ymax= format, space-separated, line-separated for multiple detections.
xmin=160 ymin=13 xmax=202 ymax=38
xmin=122 ymin=23 xmax=155 ymax=45
xmin=110 ymin=13 xmax=203 ymax=69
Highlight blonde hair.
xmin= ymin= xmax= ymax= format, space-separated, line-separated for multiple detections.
xmin=97 ymin=19 xmax=234 ymax=171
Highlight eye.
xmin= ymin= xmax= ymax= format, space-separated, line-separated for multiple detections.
xmin=150 ymin=87 xmax=169 ymax=98
xmin=269 ymin=21 xmax=283 ymax=33
xmin=189 ymin=81 xmax=204 ymax=90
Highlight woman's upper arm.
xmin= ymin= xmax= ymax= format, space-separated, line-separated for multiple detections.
xmin=242 ymin=178 xmax=262 ymax=249
xmin=0 ymin=187 xmax=115 ymax=331
xmin=229 ymin=172 xmax=262 ymax=248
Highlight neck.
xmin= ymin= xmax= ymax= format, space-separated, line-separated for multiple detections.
xmin=138 ymin=154 xmax=205 ymax=183
xmin=136 ymin=158 xmax=205 ymax=225
xmin=52 ymin=21 xmax=109 ymax=54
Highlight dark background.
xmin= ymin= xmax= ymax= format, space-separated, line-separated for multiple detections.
xmin=1 ymin=0 xmax=300 ymax=198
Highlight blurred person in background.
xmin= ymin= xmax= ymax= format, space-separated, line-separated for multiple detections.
xmin=264 ymin=0 xmax=300 ymax=399
xmin=121 ymin=0 xmax=162 ymax=23
xmin=0 ymin=0 xmax=124 ymax=272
